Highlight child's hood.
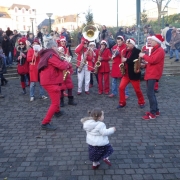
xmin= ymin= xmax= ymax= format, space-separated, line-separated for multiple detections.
xmin=81 ymin=117 xmax=102 ymax=131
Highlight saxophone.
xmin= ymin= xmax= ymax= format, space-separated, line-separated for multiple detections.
xmin=111 ymin=46 xmax=119 ymax=61
xmin=78 ymin=48 xmax=89 ymax=73
xmin=119 ymin=48 xmax=126 ymax=75
xmin=133 ymin=58 xmax=141 ymax=73
xmin=94 ymin=48 xmax=103 ymax=74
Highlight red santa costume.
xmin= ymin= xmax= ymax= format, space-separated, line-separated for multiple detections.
xmin=142 ymin=39 xmax=159 ymax=92
xmin=16 ymin=38 xmax=29 ymax=95
xmin=140 ymin=34 xmax=165 ymax=120
xmin=117 ymin=38 xmax=145 ymax=108
xmin=27 ymin=39 xmax=47 ymax=101
xmin=109 ymin=36 xmax=128 ymax=98
xmin=75 ymin=37 xmax=94 ymax=95
xmin=95 ymin=40 xmax=112 ymax=94
xmin=57 ymin=36 xmax=76 ymax=106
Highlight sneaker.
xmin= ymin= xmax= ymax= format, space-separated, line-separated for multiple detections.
xmin=77 ymin=92 xmax=81 ymax=95
xmin=142 ymin=113 xmax=156 ymax=120
xmin=145 ymin=111 xmax=160 ymax=117
xmin=41 ymin=123 xmax=57 ymax=131
xmin=30 ymin=97 xmax=34 ymax=101
xmin=92 ymin=163 xmax=100 ymax=170
xmin=154 ymin=90 xmax=159 ymax=93
xmin=103 ymin=158 xmax=111 ymax=166
xmin=85 ymin=91 xmax=90 ymax=95
xmin=41 ymin=95 xmax=48 ymax=100
xmin=54 ymin=111 xmax=64 ymax=117
xmin=108 ymin=94 xmax=115 ymax=98
xmin=139 ymin=104 xmax=145 ymax=109
xmin=0 ymin=94 xmax=4 ymax=98
xmin=98 ymin=92 xmax=103 ymax=95
xmin=117 ymin=104 xmax=125 ymax=109
xmin=175 ymin=59 xmax=179 ymax=62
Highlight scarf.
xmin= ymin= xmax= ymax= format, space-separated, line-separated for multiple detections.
xmin=38 ymin=49 xmax=58 ymax=72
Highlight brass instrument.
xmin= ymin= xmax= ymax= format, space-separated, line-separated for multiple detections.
xmin=111 ymin=46 xmax=119 ymax=61
xmin=119 ymin=63 xmax=125 ymax=75
xmin=94 ymin=48 xmax=103 ymax=74
xmin=82 ymin=24 xmax=99 ymax=41
xmin=119 ymin=48 xmax=126 ymax=75
xmin=133 ymin=58 xmax=141 ymax=73
xmin=63 ymin=70 xmax=70 ymax=81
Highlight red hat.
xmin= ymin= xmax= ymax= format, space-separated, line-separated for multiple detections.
xmin=147 ymin=34 xmax=164 ymax=44
xmin=18 ymin=38 xmax=26 ymax=45
xmin=56 ymin=38 xmax=60 ymax=44
xmin=81 ymin=37 xmax=89 ymax=43
xmin=126 ymin=38 xmax=136 ymax=46
xmin=100 ymin=40 xmax=107 ymax=45
xmin=60 ymin=36 xmax=66 ymax=41
xmin=33 ymin=38 xmax=40 ymax=44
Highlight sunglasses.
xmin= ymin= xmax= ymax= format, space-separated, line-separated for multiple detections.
xmin=101 ymin=43 xmax=106 ymax=45
xmin=61 ymin=41 xmax=66 ymax=42
xmin=19 ymin=43 xmax=24 ymax=45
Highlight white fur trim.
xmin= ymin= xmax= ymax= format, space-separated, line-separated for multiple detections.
xmin=147 ymin=36 xmax=162 ymax=44
xmin=126 ymin=39 xmax=135 ymax=46
xmin=101 ymin=40 xmax=107 ymax=45
xmin=117 ymin=35 xmax=124 ymax=41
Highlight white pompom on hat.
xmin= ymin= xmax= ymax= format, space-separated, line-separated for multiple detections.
xmin=126 ymin=38 xmax=136 ymax=46
xmin=147 ymin=34 xmax=164 ymax=44
xmin=100 ymin=40 xmax=107 ymax=45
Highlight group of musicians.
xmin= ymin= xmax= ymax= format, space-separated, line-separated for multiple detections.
xmin=20 ymin=27 xmax=164 ymax=131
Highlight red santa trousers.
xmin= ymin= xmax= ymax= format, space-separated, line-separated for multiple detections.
xmin=42 ymin=85 xmax=61 ymax=124
xmin=98 ymin=72 xmax=110 ymax=93
xmin=119 ymin=76 xmax=145 ymax=106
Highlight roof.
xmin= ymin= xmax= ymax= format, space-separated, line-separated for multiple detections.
xmin=0 ymin=12 xmax=11 ymax=18
xmin=55 ymin=14 xmax=77 ymax=23
xmin=38 ymin=19 xmax=55 ymax=29
xmin=9 ymin=4 xmax=30 ymax=10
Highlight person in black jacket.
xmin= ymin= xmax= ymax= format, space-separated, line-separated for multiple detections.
xmin=117 ymin=38 xmax=145 ymax=109
xmin=2 ymin=35 xmax=10 ymax=67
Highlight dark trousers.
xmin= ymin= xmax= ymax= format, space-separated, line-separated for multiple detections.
xmin=90 ymin=73 xmax=98 ymax=85
xmin=20 ymin=74 xmax=30 ymax=89
xmin=147 ymin=79 xmax=159 ymax=115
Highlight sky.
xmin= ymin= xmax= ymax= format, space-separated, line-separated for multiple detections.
xmin=1 ymin=0 xmax=180 ymax=26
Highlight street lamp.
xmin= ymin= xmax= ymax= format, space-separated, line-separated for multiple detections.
xmin=160 ymin=11 xmax=167 ymax=29
xmin=30 ymin=18 xmax=34 ymax=34
xmin=46 ymin=13 xmax=53 ymax=33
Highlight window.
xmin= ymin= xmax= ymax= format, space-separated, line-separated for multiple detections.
xmin=23 ymin=25 xmax=26 ymax=30
xmin=14 ymin=8 xmax=17 ymax=13
xmin=29 ymin=10 xmax=31 ymax=14
xmin=23 ymin=17 xmax=25 ymax=22
xmin=22 ymin=8 xmax=25 ymax=13
xmin=61 ymin=18 xmax=64 ymax=23
xmin=16 ymin=16 xmax=18 ymax=21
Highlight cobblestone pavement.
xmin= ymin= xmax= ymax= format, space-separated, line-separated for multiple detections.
xmin=0 ymin=74 xmax=180 ymax=180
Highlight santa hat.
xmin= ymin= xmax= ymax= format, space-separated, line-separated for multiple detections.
xmin=126 ymin=38 xmax=136 ymax=46
xmin=33 ymin=38 xmax=40 ymax=44
xmin=89 ymin=41 xmax=96 ymax=46
xmin=60 ymin=36 xmax=66 ymax=41
xmin=117 ymin=35 xmax=124 ymax=41
xmin=147 ymin=34 xmax=164 ymax=44
xmin=100 ymin=40 xmax=107 ymax=45
xmin=18 ymin=38 xmax=26 ymax=45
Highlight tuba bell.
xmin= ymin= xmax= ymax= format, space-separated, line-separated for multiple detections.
xmin=82 ymin=24 xmax=99 ymax=41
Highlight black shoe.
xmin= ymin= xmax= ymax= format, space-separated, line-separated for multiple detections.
xmin=4 ymin=80 xmax=8 ymax=85
xmin=41 ymin=123 xmax=57 ymax=131
xmin=68 ymin=96 xmax=77 ymax=105
xmin=20 ymin=89 xmax=26 ymax=95
xmin=175 ymin=59 xmax=179 ymax=62
xmin=170 ymin=57 xmax=173 ymax=59
xmin=54 ymin=111 xmax=64 ymax=117
xmin=154 ymin=90 xmax=159 ymax=93
xmin=60 ymin=97 xmax=65 ymax=107
xmin=0 ymin=94 xmax=4 ymax=98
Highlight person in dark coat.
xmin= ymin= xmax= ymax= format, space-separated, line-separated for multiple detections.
xmin=115 ymin=27 xmax=125 ymax=39
xmin=5 ymin=27 xmax=13 ymax=37
xmin=2 ymin=35 xmax=10 ymax=67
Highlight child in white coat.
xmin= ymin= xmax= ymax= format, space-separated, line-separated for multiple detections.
xmin=81 ymin=108 xmax=116 ymax=170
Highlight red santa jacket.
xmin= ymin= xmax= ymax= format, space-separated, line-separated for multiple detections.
xmin=95 ymin=48 xmax=112 ymax=73
xmin=27 ymin=48 xmax=40 ymax=82
xmin=39 ymin=53 xmax=69 ymax=86
xmin=75 ymin=43 xmax=94 ymax=71
xmin=142 ymin=44 xmax=165 ymax=80
xmin=111 ymin=43 xmax=126 ymax=78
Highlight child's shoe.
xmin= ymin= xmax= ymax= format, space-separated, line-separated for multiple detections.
xmin=92 ymin=162 xmax=100 ymax=170
xmin=103 ymin=158 xmax=111 ymax=166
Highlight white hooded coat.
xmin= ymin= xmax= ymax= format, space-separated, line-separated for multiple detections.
xmin=81 ymin=117 xmax=114 ymax=146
